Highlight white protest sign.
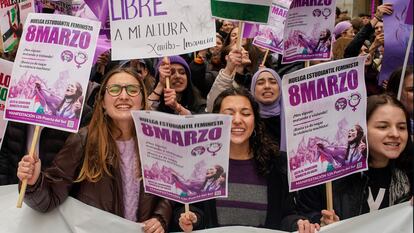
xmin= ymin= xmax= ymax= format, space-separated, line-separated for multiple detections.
xmin=252 ymin=0 xmax=292 ymax=54
xmin=283 ymin=56 xmax=368 ymax=191
xmin=132 ymin=111 xmax=231 ymax=204
xmin=4 ymin=13 xmax=100 ymax=133
xmin=282 ymin=0 xmax=336 ymax=63
xmin=108 ymin=0 xmax=216 ymax=60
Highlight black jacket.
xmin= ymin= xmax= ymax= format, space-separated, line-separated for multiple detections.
xmin=344 ymin=23 xmax=375 ymax=58
xmin=296 ymin=163 xmax=412 ymax=223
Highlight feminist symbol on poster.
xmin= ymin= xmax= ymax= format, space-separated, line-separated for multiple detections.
xmin=4 ymin=13 xmax=100 ymax=133
xmin=283 ymin=56 xmax=368 ymax=191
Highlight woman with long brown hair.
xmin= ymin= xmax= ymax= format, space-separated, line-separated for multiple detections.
xmin=175 ymin=87 xmax=319 ymax=233
xmin=17 ymin=67 xmax=172 ymax=233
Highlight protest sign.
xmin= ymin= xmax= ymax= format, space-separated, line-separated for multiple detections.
xmin=0 ymin=58 xmax=12 ymax=148
xmin=251 ymin=0 xmax=292 ymax=53
xmin=211 ymin=0 xmax=272 ymax=23
xmin=379 ymin=0 xmax=413 ymax=85
xmin=132 ymin=111 xmax=231 ymax=204
xmin=282 ymin=0 xmax=336 ymax=63
xmin=4 ymin=13 xmax=100 ymax=133
xmin=282 ymin=56 xmax=368 ymax=191
xmin=108 ymin=0 xmax=216 ymax=60
xmin=0 ymin=0 xmax=34 ymax=52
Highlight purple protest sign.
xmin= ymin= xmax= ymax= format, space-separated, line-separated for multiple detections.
xmin=243 ymin=23 xmax=260 ymax=38
xmin=4 ymin=13 xmax=100 ymax=133
xmin=132 ymin=111 xmax=231 ymax=204
xmin=108 ymin=0 xmax=216 ymax=60
xmin=282 ymin=0 xmax=336 ymax=63
xmin=252 ymin=0 xmax=291 ymax=54
xmin=283 ymin=56 xmax=368 ymax=191
xmin=379 ymin=0 xmax=414 ymax=84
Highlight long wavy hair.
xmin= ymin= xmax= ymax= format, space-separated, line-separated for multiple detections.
xmin=212 ymin=87 xmax=279 ymax=176
xmin=345 ymin=124 xmax=364 ymax=160
xmin=76 ymin=67 xmax=148 ymax=182
xmin=367 ymin=94 xmax=412 ymax=172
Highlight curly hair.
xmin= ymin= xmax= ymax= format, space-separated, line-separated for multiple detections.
xmin=212 ymin=87 xmax=279 ymax=176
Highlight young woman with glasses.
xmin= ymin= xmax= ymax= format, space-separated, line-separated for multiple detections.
xmin=17 ymin=67 xmax=172 ymax=233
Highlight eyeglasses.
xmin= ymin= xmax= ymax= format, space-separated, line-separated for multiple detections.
xmin=106 ymin=84 xmax=142 ymax=97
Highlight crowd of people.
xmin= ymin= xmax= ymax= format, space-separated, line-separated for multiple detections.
xmin=0 ymin=2 xmax=412 ymax=233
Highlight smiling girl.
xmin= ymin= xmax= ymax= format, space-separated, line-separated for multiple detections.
xmin=296 ymin=93 xmax=412 ymax=226
xmin=148 ymin=56 xmax=205 ymax=115
xmin=17 ymin=67 xmax=172 ymax=233
xmin=173 ymin=87 xmax=318 ymax=233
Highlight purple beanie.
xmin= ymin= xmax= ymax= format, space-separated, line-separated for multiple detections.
xmin=156 ymin=56 xmax=191 ymax=80
xmin=333 ymin=21 xmax=352 ymax=39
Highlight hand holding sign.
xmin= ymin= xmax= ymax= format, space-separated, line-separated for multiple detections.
xmin=17 ymin=152 xmax=41 ymax=186
xmin=142 ymin=217 xmax=165 ymax=233
xmin=163 ymin=88 xmax=180 ymax=113
xmin=223 ymin=46 xmax=244 ymax=76
xmin=179 ymin=211 xmax=198 ymax=233
xmin=320 ymin=209 xmax=340 ymax=226
xmin=158 ymin=57 xmax=171 ymax=88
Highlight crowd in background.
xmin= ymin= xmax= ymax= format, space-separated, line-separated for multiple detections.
xmin=0 ymin=2 xmax=412 ymax=233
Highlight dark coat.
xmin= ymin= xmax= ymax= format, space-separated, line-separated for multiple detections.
xmin=22 ymin=127 xmax=173 ymax=231
xmin=296 ymin=163 xmax=412 ymax=223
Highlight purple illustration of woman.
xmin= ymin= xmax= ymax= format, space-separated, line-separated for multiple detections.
xmin=171 ymin=165 xmax=225 ymax=196
xmin=200 ymin=165 xmax=224 ymax=192
xmin=313 ymin=29 xmax=332 ymax=53
xmin=316 ymin=125 xmax=365 ymax=169
xmin=55 ymin=82 xmax=83 ymax=118
xmin=33 ymin=81 xmax=62 ymax=114
xmin=297 ymin=34 xmax=315 ymax=54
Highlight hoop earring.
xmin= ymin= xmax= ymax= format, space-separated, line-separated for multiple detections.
xmin=252 ymin=129 xmax=257 ymax=138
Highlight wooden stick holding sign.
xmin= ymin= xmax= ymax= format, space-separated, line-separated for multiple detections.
xmin=261 ymin=49 xmax=270 ymax=67
xmin=231 ymin=21 xmax=244 ymax=79
xmin=163 ymin=56 xmax=171 ymax=89
xmin=185 ymin=203 xmax=190 ymax=213
xmin=325 ymin=181 xmax=333 ymax=211
xmin=17 ymin=125 xmax=41 ymax=208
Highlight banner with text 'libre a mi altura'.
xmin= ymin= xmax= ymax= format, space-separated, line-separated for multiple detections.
xmin=108 ymin=0 xmax=216 ymax=60
xmin=132 ymin=111 xmax=231 ymax=204
xmin=283 ymin=56 xmax=368 ymax=191
xmin=4 ymin=13 xmax=100 ymax=133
